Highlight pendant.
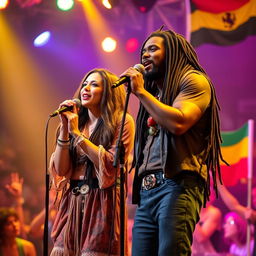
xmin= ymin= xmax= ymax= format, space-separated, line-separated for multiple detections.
xmin=149 ymin=126 xmax=158 ymax=136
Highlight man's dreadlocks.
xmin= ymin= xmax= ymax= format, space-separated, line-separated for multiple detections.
xmin=134 ymin=29 xmax=227 ymax=200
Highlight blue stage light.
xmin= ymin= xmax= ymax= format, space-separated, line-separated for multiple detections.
xmin=33 ymin=31 xmax=51 ymax=47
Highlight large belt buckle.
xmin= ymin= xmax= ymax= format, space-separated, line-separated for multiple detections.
xmin=71 ymin=184 xmax=89 ymax=195
xmin=142 ymin=174 xmax=157 ymax=190
xmin=80 ymin=184 xmax=89 ymax=195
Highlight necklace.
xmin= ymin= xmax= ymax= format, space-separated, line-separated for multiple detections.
xmin=147 ymin=116 xmax=158 ymax=136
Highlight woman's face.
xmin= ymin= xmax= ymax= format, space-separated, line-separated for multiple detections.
xmin=80 ymin=72 xmax=104 ymax=110
xmin=3 ymin=216 xmax=20 ymax=238
xmin=223 ymin=216 xmax=238 ymax=240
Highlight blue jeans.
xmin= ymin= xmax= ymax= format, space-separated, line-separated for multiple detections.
xmin=132 ymin=173 xmax=204 ymax=256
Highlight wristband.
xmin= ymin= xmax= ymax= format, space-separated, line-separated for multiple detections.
xmin=57 ymin=138 xmax=70 ymax=143
xmin=57 ymin=139 xmax=70 ymax=148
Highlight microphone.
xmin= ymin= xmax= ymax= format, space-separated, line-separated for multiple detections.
xmin=49 ymin=98 xmax=81 ymax=117
xmin=112 ymin=64 xmax=145 ymax=88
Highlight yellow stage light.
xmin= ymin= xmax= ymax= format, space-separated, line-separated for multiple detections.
xmin=102 ymin=0 xmax=111 ymax=9
xmin=0 ymin=0 xmax=9 ymax=10
xmin=102 ymin=0 xmax=119 ymax=9
xmin=101 ymin=37 xmax=117 ymax=52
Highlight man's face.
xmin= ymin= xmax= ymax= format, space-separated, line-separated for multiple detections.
xmin=141 ymin=36 xmax=166 ymax=80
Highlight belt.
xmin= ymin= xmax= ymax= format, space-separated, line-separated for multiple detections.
xmin=141 ymin=171 xmax=165 ymax=191
xmin=70 ymin=179 xmax=99 ymax=195
xmin=172 ymin=171 xmax=205 ymax=188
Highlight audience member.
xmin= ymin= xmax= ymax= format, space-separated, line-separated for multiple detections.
xmin=192 ymin=202 xmax=222 ymax=254
xmin=223 ymin=211 xmax=253 ymax=256
xmin=0 ymin=207 xmax=36 ymax=256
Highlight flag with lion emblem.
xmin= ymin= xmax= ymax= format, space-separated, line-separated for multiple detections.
xmin=190 ymin=0 xmax=256 ymax=47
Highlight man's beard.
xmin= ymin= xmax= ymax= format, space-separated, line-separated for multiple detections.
xmin=144 ymin=64 xmax=165 ymax=81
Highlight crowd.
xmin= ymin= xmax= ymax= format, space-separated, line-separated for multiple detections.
xmin=0 ymin=150 xmax=255 ymax=256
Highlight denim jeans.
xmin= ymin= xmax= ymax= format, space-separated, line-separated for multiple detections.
xmin=132 ymin=173 xmax=204 ymax=256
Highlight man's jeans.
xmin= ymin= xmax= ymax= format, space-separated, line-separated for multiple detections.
xmin=132 ymin=173 xmax=204 ymax=256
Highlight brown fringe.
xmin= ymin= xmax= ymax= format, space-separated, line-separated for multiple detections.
xmin=50 ymin=247 xmax=64 ymax=256
xmin=81 ymin=252 xmax=120 ymax=256
xmin=63 ymin=195 xmax=82 ymax=256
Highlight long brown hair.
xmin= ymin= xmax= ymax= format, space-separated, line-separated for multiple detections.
xmin=73 ymin=68 xmax=126 ymax=149
xmin=53 ymin=69 xmax=126 ymax=185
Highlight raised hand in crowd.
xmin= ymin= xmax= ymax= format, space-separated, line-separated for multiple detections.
xmin=5 ymin=172 xmax=27 ymax=237
xmin=5 ymin=172 xmax=24 ymax=201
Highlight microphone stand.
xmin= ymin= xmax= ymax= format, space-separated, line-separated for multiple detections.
xmin=43 ymin=117 xmax=51 ymax=256
xmin=113 ymin=82 xmax=131 ymax=256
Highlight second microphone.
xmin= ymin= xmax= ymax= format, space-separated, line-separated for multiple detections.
xmin=112 ymin=64 xmax=145 ymax=88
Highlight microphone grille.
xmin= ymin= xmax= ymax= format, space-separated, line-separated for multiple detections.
xmin=134 ymin=63 xmax=145 ymax=74
xmin=73 ymin=98 xmax=82 ymax=108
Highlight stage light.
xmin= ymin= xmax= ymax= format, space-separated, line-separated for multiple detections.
xmin=101 ymin=37 xmax=117 ymax=53
xmin=57 ymin=0 xmax=74 ymax=11
xmin=132 ymin=0 xmax=157 ymax=13
xmin=0 ymin=0 xmax=9 ymax=10
xmin=33 ymin=31 xmax=51 ymax=47
xmin=102 ymin=0 xmax=111 ymax=9
xmin=126 ymin=38 xmax=139 ymax=53
xmin=102 ymin=0 xmax=119 ymax=9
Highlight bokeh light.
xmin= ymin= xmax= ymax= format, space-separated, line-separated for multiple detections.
xmin=33 ymin=31 xmax=51 ymax=47
xmin=0 ymin=0 xmax=9 ymax=10
xmin=102 ymin=0 xmax=119 ymax=9
xmin=102 ymin=0 xmax=111 ymax=9
xmin=125 ymin=38 xmax=139 ymax=53
xmin=101 ymin=37 xmax=117 ymax=52
xmin=57 ymin=0 xmax=74 ymax=11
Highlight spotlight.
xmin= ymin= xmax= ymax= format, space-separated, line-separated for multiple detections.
xmin=57 ymin=0 xmax=74 ymax=11
xmin=125 ymin=38 xmax=139 ymax=53
xmin=102 ymin=0 xmax=119 ymax=9
xmin=132 ymin=0 xmax=157 ymax=13
xmin=33 ymin=31 xmax=51 ymax=47
xmin=0 ymin=0 xmax=9 ymax=10
xmin=101 ymin=37 xmax=117 ymax=53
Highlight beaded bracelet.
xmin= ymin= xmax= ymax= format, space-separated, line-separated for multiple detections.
xmin=74 ymin=134 xmax=87 ymax=148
